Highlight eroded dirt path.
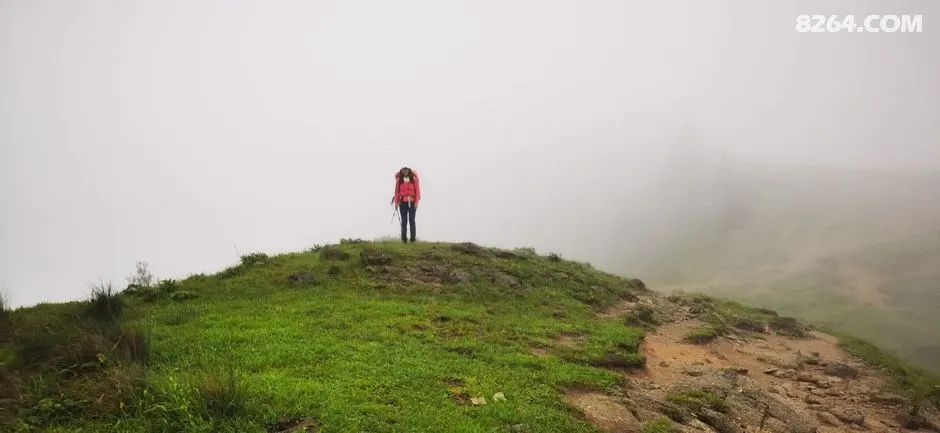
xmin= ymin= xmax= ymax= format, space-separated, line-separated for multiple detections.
xmin=566 ymin=295 xmax=939 ymax=433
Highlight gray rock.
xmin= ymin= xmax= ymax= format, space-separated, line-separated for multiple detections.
xmin=796 ymin=372 xmax=820 ymax=383
xmin=446 ymin=269 xmax=473 ymax=284
xmin=360 ymin=248 xmax=393 ymax=266
xmin=816 ymin=411 xmax=842 ymax=426
xmin=869 ymin=392 xmax=904 ymax=405
xmin=830 ymin=407 xmax=865 ymax=425
xmin=823 ymin=362 xmax=859 ymax=379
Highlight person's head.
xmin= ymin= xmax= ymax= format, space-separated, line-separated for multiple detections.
xmin=397 ymin=167 xmax=414 ymax=182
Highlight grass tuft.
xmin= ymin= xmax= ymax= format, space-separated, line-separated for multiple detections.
xmin=624 ymin=304 xmax=659 ymax=328
xmin=0 ymin=290 xmax=9 ymax=321
xmin=86 ymin=282 xmax=124 ymax=323
xmin=197 ymin=365 xmax=247 ymax=418
xmin=319 ymin=246 xmax=351 ymax=261
xmin=239 ymin=252 xmax=269 ymax=266
xmin=684 ymin=325 xmax=721 ymax=344
xmin=642 ymin=418 xmax=680 ymax=433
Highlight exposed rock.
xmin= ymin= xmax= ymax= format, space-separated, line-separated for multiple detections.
xmin=809 ymin=388 xmax=827 ymax=397
xmin=816 ymin=411 xmax=842 ymax=426
xmin=445 ymin=269 xmax=473 ymax=284
xmin=565 ymin=391 xmax=641 ymax=433
xmin=360 ymin=248 xmax=393 ymax=266
xmin=823 ymin=362 xmax=859 ymax=379
xmin=796 ymin=372 xmax=820 ymax=383
xmin=868 ymin=392 xmax=904 ymax=405
xmin=451 ymin=242 xmax=485 ymax=256
xmin=830 ymin=407 xmax=865 ymax=425
xmin=800 ymin=351 xmax=822 ymax=365
xmin=491 ymin=272 xmax=522 ymax=289
xmin=697 ymin=408 xmax=742 ymax=433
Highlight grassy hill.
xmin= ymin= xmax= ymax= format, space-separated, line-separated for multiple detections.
xmin=0 ymin=241 xmax=937 ymax=433
xmin=0 ymin=241 xmax=647 ymax=432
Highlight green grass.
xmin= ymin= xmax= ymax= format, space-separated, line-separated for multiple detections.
xmin=668 ymin=293 xmax=806 ymax=340
xmin=641 ymin=418 xmax=679 ymax=433
xmin=683 ymin=325 xmax=721 ymax=344
xmin=0 ymin=241 xmax=645 ymax=432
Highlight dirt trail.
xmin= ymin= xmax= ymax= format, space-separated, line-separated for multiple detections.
xmin=567 ymin=296 xmax=939 ymax=433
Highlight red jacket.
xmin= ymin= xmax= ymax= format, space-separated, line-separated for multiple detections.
xmin=393 ymin=170 xmax=421 ymax=205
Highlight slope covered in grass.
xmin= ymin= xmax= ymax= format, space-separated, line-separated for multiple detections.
xmin=0 ymin=241 xmax=646 ymax=433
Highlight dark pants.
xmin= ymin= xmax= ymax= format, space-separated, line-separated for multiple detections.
xmin=399 ymin=202 xmax=417 ymax=242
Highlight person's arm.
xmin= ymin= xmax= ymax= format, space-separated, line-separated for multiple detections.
xmin=392 ymin=177 xmax=400 ymax=205
xmin=414 ymin=176 xmax=421 ymax=207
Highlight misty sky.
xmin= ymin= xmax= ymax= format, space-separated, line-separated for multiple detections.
xmin=1 ymin=0 xmax=938 ymax=307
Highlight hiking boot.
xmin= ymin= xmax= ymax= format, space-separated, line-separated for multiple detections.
xmin=409 ymin=238 xmax=416 ymax=243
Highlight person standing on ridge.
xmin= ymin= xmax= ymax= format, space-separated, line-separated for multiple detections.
xmin=393 ymin=167 xmax=420 ymax=243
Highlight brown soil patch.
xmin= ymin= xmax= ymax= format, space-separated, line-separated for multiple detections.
xmin=555 ymin=333 xmax=586 ymax=348
xmin=631 ymin=320 xmax=921 ymax=432
xmin=565 ymin=389 xmax=640 ymax=432
xmin=530 ymin=347 xmax=550 ymax=358
xmin=599 ymin=300 xmax=639 ymax=319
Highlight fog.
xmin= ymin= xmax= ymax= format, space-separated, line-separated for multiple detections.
xmin=1 ymin=0 xmax=938 ymax=310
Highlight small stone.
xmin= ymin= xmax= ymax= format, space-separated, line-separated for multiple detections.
xmin=796 ymin=372 xmax=819 ymax=383
xmin=659 ymin=361 xmax=670 ymax=368
xmin=492 ymin=392 xmax=506 ymax=402
xmin=805 ymin=395 xmax=825 ymax=404
xmin=817 ymin=411 xmax=842 ymax=426
xmin=763 ymin=368 xmax=779 ymax=375
xmin=470 ymin=396 xmax=487 ymax=406
xmin=869 ymin=392 xmax=904 ymax=405
xmin=824 ymin=362 xmax=859 ymax=379
xmin=831 ymin=407 xmax=865 ymax=425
